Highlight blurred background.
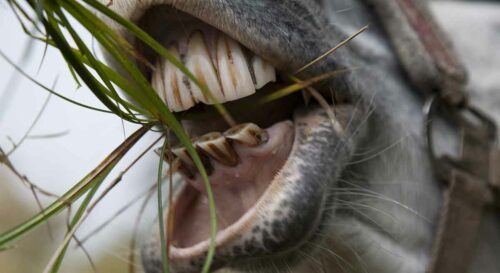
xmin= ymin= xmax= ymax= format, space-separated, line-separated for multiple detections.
xmin=0 ymin=1 xmax=499 ymax=273
xmin=0 ymin=2 xmax=161 ymax=272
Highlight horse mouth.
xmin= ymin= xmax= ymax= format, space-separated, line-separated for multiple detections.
xmin=142 ymin=7 xmax=305 ymax=256
xmin=168 ymin=117 xmax=295 ymax=254
xmin=117 ymin=3 xmax=355 ymax=271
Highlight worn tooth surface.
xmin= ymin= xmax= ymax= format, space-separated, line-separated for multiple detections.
xmin=152 ymin=55 xmax=179 ymax=111
xmin=171 ymin=145 xmax=213 ymax=176
xmin=171 ymin=157 xmax=195 ymax=179
xmin=224 ymin=123 xmax=269 ymax=146
xmin=175 ymin=49 xmax=196 ymax=112
xmin=153 ymin=31 xmax=277 ymax=112
xmin=216 ymin=34 xmax=255 ymax=101
xmin=196 ymin=132 xmax=239 ymax=166
xmin=171 ymin=146 xmax=194 ymax=165
xmin=186 ymin=31 xmax=225 ymax=104
xmin=251 ymin=55 xmax=276 ymax=89
xmin=153 ymin=45 xmax=195 ymax=112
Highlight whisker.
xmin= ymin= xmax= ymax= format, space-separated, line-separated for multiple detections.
xmin=339 ymin=205 xmax=398 ymax=242
xmin=296 ymin=249 xmax=326 ymax=273
xmin=346 ymin=133 xmax=411 ymax=165
xmin=295 ymin=25 xmax=369 ymax=74
xmin=305 ymin=241 xmax=351 ymax=273
xmin=335 ymin=7 xmax=355 ymax=14
xmin=314 ymin=231 xmax=369 ymax=273
xmin=333 ymin=199 xmax=398 ymax=223
xmin=334 ymin=179 xmax=430 ymax=222
xmin=329 ymin=93 xmax=368 ymax=161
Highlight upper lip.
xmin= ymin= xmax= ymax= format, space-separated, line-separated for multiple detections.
xmin=103 ymin=0 xmax=342 ymax=76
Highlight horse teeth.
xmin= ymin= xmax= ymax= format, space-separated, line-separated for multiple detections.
xmin=216 ymin=34 xmax=255 ymax=101
xmin=251 ymin=55 xmax=276 ymax=89
xmin=152 ymin=45 xmax=195 ymax=112
xmin=171 ymin=145 xmax=214 ymax=177
xmin=186 ymin=31 xmax=225 ymax=104
xmin=168 ymin=147 xmax=196 ymax=179
xmin=152 ymin=30 xmax=276 ymax=112
xmin=168 ymin=124 xmax=267 ymax=177
xmin=171 ymin=157 xmax=195 ymax=179
xmin=195 ymin=149 xmax=214 ymax=176
xmin=171 ymin=146 xmax=193 ymax=165
xmin=196 ymin=132 xmax=240 ymax=166
xmin=224 ymin=123 xmax=269 ymax=146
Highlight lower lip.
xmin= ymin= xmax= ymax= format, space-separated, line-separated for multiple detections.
xmin=168 ymin=120 xmax=295 ymax=257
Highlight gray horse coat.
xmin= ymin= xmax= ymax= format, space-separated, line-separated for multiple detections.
xmin=100 ymin=1 xmax=500 ymax=272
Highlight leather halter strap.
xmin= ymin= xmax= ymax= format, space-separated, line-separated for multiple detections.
xmin=367 ymin=0 xmax=467 ymax=106
xmin=367 ymin=1 xmax=500 ymax=273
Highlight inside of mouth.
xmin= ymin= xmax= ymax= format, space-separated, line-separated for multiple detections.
xmin=172 ymin=121 xmax=295 ymax=247
xmin=135 ymin=5 xmax=319 ymax=249
xmin=169 ymin=83 xmax=302 ymax=247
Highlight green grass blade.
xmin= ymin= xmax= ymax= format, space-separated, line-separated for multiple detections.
xmin=49 ymin=162 xmax=111 ymax=273
xmin=181 ymin=69 xmax=355 ymax=121
xmin=27 ymin=35 xmax=151 ymax=117
xmin=0 ymin=126 xmax=149 ymax=247
xmin=257 ymin=69 xmax=355 ymax=105
xmin=39 ymin=6 xmax=138 ymax=123
xmin=157 ymin=137 xmax=169 ymax=273
xmin=81 ymin=0 xmax=235 ymax=126
xmin=73 ymin=3 xmax=221 ymax=269
xmin=59 ymin=10 xmax=219 ymax=267
xmin=0 ymin=49 xmax=112 ymax=114
xmin=51 ymin=6 xmax=136 ymax=120
xmin=7 ymin=1 xmax=220 ymax=271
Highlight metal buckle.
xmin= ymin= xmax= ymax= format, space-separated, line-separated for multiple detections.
xmin=424 ymin=95 xmax=499 ymax=204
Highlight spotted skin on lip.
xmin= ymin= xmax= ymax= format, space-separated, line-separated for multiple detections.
xmin=142 ymin=105 xmax=367 ymax=273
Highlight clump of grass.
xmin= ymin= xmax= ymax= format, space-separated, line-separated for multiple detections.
xmin=2 ymin=1 xmax=220 ymax=272
xmin=0 ymin=1 xmax=366 ymax=272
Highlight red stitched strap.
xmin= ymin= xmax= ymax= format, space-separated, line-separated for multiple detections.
xmin=368 ymin=0 xmax=467 ymax=105
xmin=368 ymin=1 xmax=500 ymax=273
xmin=398 ymin=0 xmax=460 ymax=75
